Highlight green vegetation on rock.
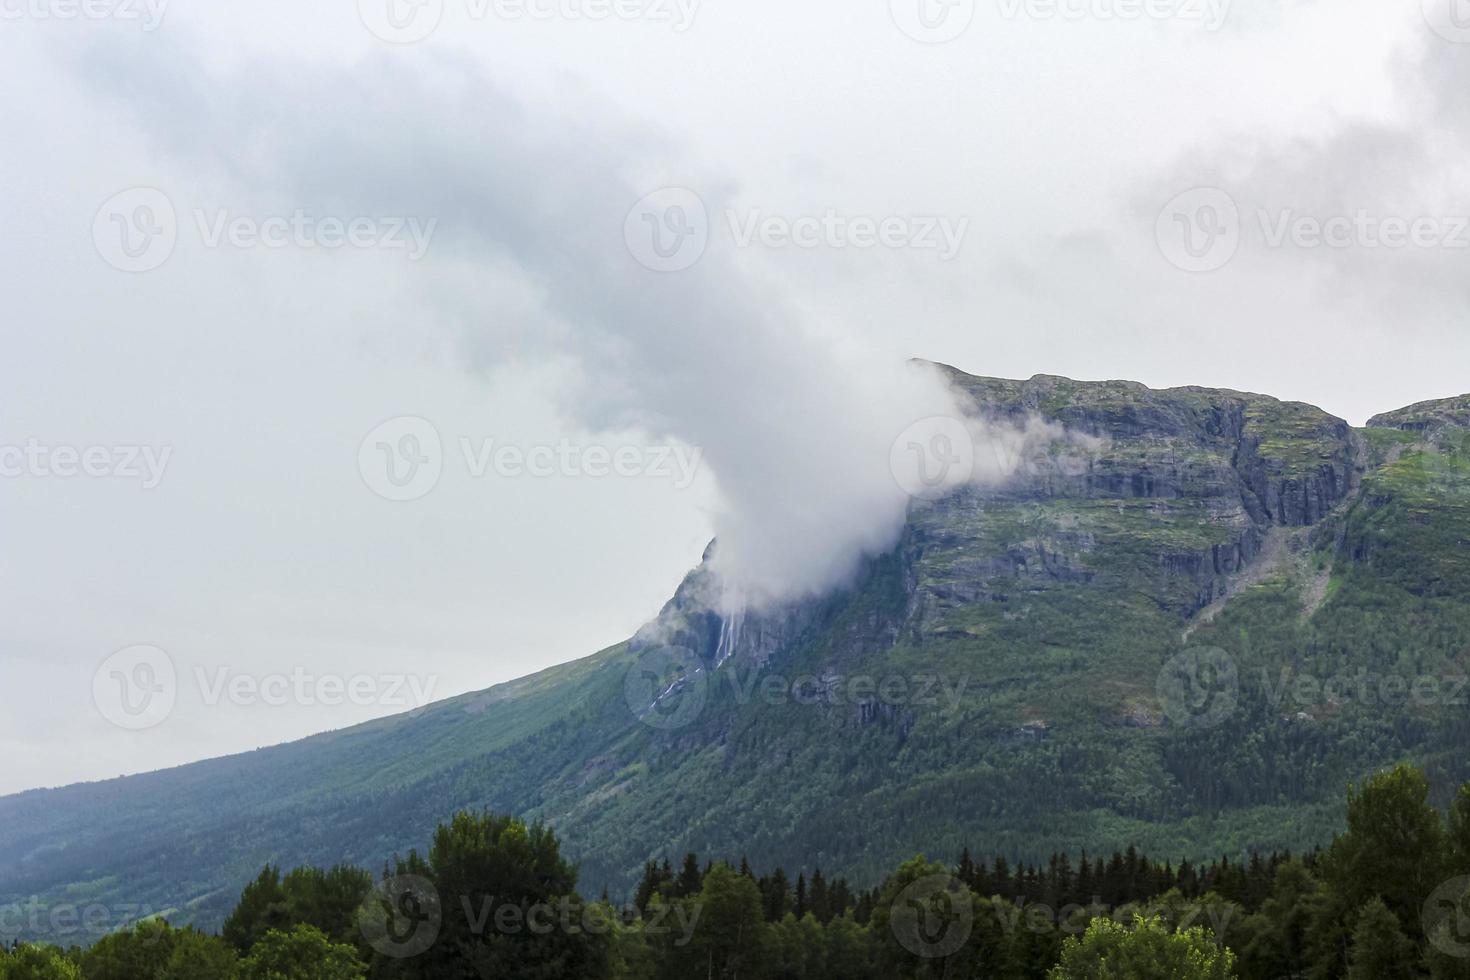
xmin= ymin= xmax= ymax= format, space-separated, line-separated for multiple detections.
xmin=3 ymin=368 xmax=1469 ymax=954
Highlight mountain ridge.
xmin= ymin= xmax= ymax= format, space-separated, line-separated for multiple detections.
xmin=5 ymin=367 xmax=1470 ymax=944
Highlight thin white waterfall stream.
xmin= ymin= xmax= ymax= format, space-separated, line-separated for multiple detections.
xmin=714 ymin=608 xmax=745 ymax=669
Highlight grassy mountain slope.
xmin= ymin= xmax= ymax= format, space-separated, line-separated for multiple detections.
xmin=4 ymin=367 xmax=1469 ymax=943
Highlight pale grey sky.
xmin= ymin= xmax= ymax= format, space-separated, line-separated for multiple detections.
xmin=2 ymin=0 xmax=1467 ymax=794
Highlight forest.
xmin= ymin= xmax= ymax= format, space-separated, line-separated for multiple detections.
xmin=3 ymin=762 xmax=1469 ymax=978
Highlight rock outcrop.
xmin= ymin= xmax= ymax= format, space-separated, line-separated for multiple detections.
xmin=1368 ymin=394 xmax=1470 ymax=431
xmin=641 ymin=369 xmax=1362 ymax=672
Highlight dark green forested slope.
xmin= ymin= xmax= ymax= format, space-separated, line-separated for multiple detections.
xmin=3 ymin=368 xmax=1468 ymax=944
xmin=10 ymin=763 xmax=1470 ymax=978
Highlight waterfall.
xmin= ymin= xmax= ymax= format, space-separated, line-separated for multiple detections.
xmin=714 ymin=608 xmax=745 ymax=669
xmin=641 ymin=666 xmax=704 ymax=718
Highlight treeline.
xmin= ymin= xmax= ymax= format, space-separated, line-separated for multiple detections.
xmin=633 ymin=843 xmax=1290 ymax=928
xmin=4 ymin=763 xmax=1470 ymax=979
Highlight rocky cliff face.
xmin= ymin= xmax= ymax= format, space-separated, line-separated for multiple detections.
xmin=1368 ymin=394 xmax=1470 ymax=432
xmin=640 ymin=368 xmax=1363 ymax=678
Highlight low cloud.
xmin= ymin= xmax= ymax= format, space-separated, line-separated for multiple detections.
xmin=76 ymin=40 xmax=1086 ymax=608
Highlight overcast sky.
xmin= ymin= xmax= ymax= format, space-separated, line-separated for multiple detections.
xmin=2 ymin=0 xmax=1467 ymax=795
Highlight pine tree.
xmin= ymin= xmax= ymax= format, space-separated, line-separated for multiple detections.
xmin=830 ymin=878 xmax=854 ymax=919
xmin=1178 ymin=860 xmax=1199 ymax=898
xmin=1103 ymin=853 xmax=1126 ymax=906
xmin=675 ymin=853 xmax=702 ymax=898
xmin=634 ymin=861 xmax=664 ymax=910
xmin=1077 ymin=855 xmax=1094 ymax=906
xmin=854 ymin=890 xmax=874 ymax=926
xmin=809 ymin=868 xmax=832 ymax=924
xmin=958 ymin=847 xmax=976 ymax=889
xmin=992 ymin=857 xmax=1012 ymax=899
xmin=762 ymin=868 xmax=790 ymax=922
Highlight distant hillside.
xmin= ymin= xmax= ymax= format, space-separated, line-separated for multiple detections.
xmin=4 ymin=365 xmax=1469 ymax=944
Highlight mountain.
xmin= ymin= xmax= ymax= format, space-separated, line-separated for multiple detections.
xmin=4 ymin=365 xmax=1470 ymax=943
